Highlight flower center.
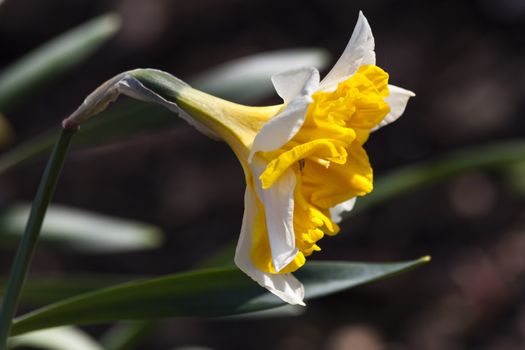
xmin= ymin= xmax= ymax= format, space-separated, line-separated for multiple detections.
xmin=251 ymin=65 xmax=391 ymax=274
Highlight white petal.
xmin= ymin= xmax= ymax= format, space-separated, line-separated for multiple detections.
xmin=330 ymin=197 xmax=357 ymax=223
xmin=319 ymin=11 xmax=376 ymax=91
xmin=234 ymin=186 xmax=305 ymax=305
xmin=248 ymin=95 xmax=311 ymax=162
xmin=271 ymin=67 xmax=320 ymax=103
xmin=250 ymin=158 xmax=298 ymax=272
xmin=372 ymin=84 xmax=415 ymax=131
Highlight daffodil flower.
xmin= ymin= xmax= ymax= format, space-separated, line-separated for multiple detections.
xmin=232 ymin=12 xmax=414 ymax=305
xmin=64 ymin=11 xmax=413 ymax=306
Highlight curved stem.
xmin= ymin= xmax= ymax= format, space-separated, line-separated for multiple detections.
xmin=0 ymin=128 xmax=75 ymax=349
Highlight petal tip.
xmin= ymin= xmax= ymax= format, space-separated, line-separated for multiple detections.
xmin=319 ymin=10 xmax=375 ymax=90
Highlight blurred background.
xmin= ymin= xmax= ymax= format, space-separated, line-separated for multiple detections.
xmin=1 ymin=0 xmax=525 ymax=349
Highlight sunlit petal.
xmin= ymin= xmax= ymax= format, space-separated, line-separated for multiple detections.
xmin=320 ymin=11 xmax=375 ymax=91
xmin=234 ymin=186 xmax=305 ymax=305
xmin=372 ymin=84 xmax=415 ymax=131
xmin=251 ymin=157 xmax=298 ymax=272
xmin=249 ymin=95 xmax=311 ymax=162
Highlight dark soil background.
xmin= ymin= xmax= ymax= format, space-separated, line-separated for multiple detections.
xmin=2 ymin=0 xmax=525 ymax=349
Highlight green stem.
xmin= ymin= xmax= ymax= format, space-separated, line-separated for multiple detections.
xmin=0 ymin=128 xmax=75 ymax=348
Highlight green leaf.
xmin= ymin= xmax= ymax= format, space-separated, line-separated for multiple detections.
xmin=1 ymin=276 xmax=133 ymax=306
xmin=0 ymin=13 xmax=121 ymax=110
xmin=3 ymin=275 xmax=304 ymax=320
xmin=189 ymin=48 xmax=330 ymax=103
xmin=0 ymin=204 xmax=163 ymax=253
xmin=349 ymin=140 xmax=525 ymax=216
xmin=8 ymin=326 xmax=103 ymax=350
xmin=10 ymin=257 xmax=429 ymax=335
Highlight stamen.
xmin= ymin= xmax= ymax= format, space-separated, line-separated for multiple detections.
xmin=312 ymin=157 xmax=330 ymax=168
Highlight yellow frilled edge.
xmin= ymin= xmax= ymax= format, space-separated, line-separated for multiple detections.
xmin=251 ymin=65 xmax=391 ymax=274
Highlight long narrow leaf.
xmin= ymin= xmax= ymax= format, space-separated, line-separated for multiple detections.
xmin=1 ymin=276 xmax=133 ymax=306
xmin=0 ymin=14 xmax=121 ymax=109
xmin=0 ymin=204 xmax=163 ymax=253
xmin=11 ymin=257 xmax=429 ymax=335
